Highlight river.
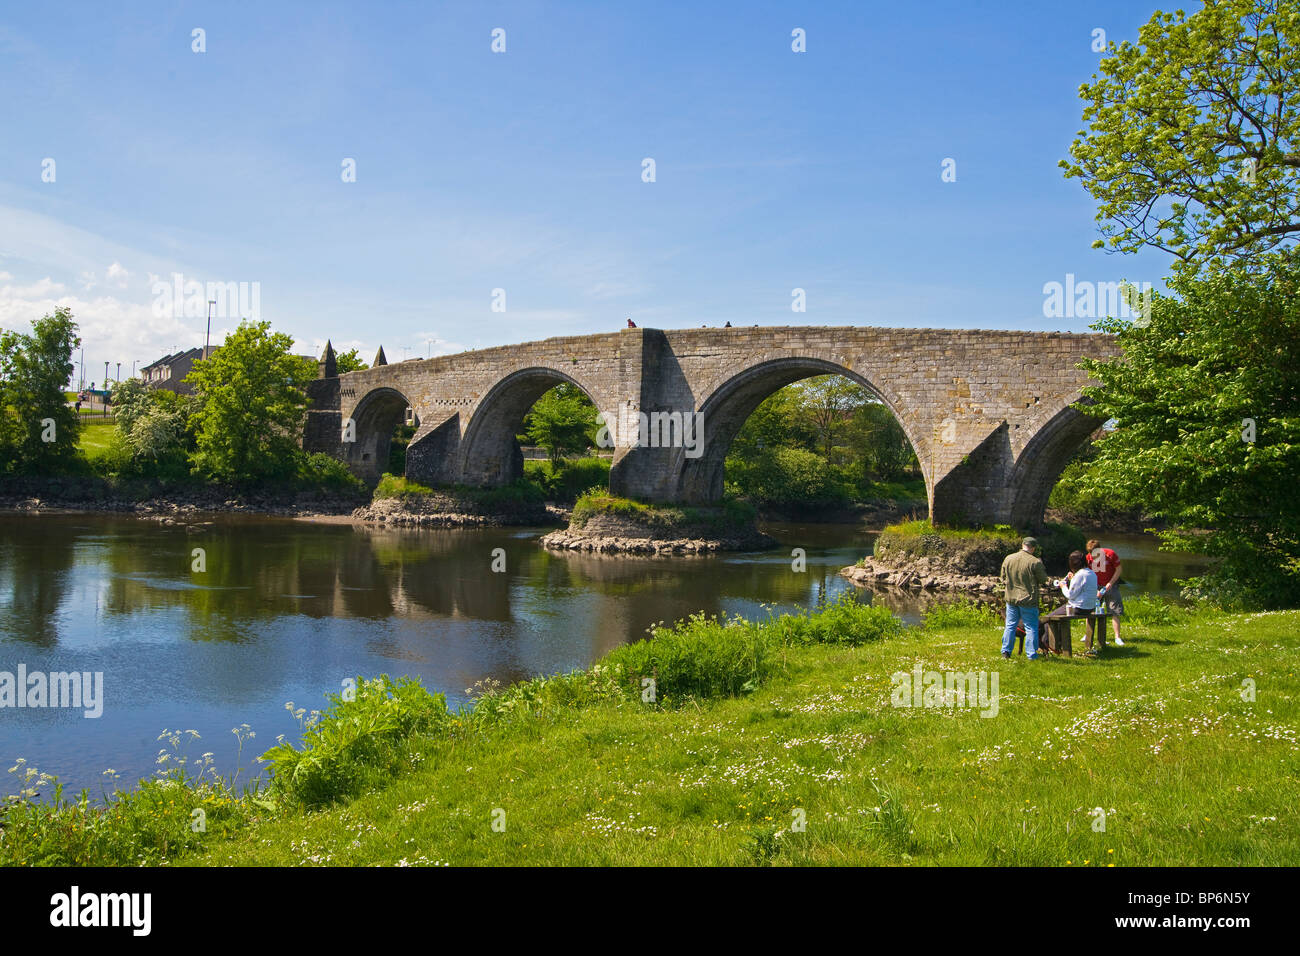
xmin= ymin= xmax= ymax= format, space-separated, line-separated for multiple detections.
xmin=0 ymin=513 xmax=1211 ymax=796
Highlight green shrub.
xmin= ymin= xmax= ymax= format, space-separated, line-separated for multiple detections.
xmin=374 ymin=474 xmax=435 ymax=498
xmin=296 ymin=452 xmax=365 ymax=493
xmin=457 ymin=478 xmax=546 ymax=510
xmin=571 ymin=491 xmax=653 ymax=527
xmin=261 ymin=676 xmax=451 ymax=809
xmin=770 ymin=592 xmax=904 ymax=646
xmin=524 ymin=457 xmax=611 ymax=502
xmin=921 ymin=599 xmax=1000 ymax=630
xmin=601 ymin=613 xmax=777 ymax=704
xmin=725 ymin=446 xmax=850 ymax=507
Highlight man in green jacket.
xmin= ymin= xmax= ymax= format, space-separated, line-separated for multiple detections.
xmin=1000 ymin=537 xmax=1049 ymax=659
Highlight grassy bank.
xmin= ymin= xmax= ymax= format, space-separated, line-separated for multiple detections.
xmin=874 ymin=519 xmax=1085 ymax=575
xmin=3 ymin=595 xmax=1294 ymax=867
xmin=570 ymin=491 xmax=758 ymax=537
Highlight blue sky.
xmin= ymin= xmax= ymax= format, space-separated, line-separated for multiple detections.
xmin=0 ymin=0 xmax=1176 ymax=382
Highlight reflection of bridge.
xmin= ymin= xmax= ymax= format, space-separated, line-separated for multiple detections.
xmin=304 ymin=326 xmax=1119 ymax=528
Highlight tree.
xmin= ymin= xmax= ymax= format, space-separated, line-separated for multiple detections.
xmin=1075 ymin=259 xmax=1300 ymax=608
xmin=335 ymin=348 xmax=368 ymax=374
xmin=520 ymin=383 xmax=598 ymax=462
xmin=790 ymin=376 xmax=873 ymax=461
xmin=0 ymin=307 xmax=81 ymax=474
xmin=728 ymin=387 xmax=811 ymax=459
xmin=1060 ymin=0 xmax=1300 ymax=273
xmin=846 ymin=401 xmax=919 ymax=482
xmin=185 ymin=321 xmax=315 ymax=482
xmin=109 ymin=377 xmax=152 ymax=437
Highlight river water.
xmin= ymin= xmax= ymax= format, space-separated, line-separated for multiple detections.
xmin=0 ymin=513 xmax=1210 ymax=796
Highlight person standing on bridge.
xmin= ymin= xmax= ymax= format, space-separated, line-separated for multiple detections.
xmin=999 ymin=537 xmax=1048 ymax=660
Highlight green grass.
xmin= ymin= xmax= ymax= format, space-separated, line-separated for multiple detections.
xmin=5 ymin=596 xmax=1294 ymax=866
xmin=571 ymin=491 xmax=757 ymax=534
xmin=875 ymin=519 xmax=1085 ymax=571
xmin=373 ymin=474 xmax=435 ymax=498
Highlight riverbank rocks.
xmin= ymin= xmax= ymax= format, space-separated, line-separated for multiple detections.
xmin=540 ymin=509 xmax=774 ymax=555
xmin=839 ymin=556 xmax=1000 ymax=594
xmin=351 ymin=492 xmax=553 ymax=528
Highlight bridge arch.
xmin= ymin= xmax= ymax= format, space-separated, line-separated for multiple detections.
xmin=674 ymin=356 xmax=925 ymax=504
xmin=1005 ymin=400 xmax=1105 ymax=529
xmin=345 ymin=386 xmax=416 ymax=482
xmin=459 ymin=367 xmax=605 ymax=487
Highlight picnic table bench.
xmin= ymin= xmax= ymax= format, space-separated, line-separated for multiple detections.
xmin=1022 ymin=603 xmax=1112 ymax=657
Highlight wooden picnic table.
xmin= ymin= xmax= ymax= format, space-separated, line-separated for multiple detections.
xmin=1036 ymin=603 xmax=1112 ymax=657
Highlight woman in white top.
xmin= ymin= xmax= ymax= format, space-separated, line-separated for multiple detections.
xmin=1060 ymin=550 xmax=1099 ymax=654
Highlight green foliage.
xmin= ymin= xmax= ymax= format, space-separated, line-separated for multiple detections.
xmin=386 ymin=422 xmax=416 ymax=475
xmin=519 ymin=383 xmax=598 ymax=462
xmin=571 ymin=491 xmax=653 ymax=527
xmin=334 ymin=348 xmax=368 ymax=374
xmin=185 ymin=321 xmax=315 ymax=482
xmin=106 ymin=377 xmax=150 ymax=437
xmin=89 ymin=378 xmax=199 ymax=479
xmin=523 ymin=456 xmax=611 ymax=502
xmin=373 ymin=474 xmax=435 ymax=498
xmin=727 ymin=446 xmax=849 ymax=508
xmin=602 ymin=614 xmax=776 ymax=703
xmin=1123 ymin=595 xmax=1194 ymax=627
xmin=456 ymin=478 xmax=546 ymax=510
xmin=1076 ymin=260 xmax=1300 ymax=608
xmin=726 ymin=375 xmax=921 ymax=507
xmin=876 ymin=519 xmax=1083 ymax=575
xmin=921 ymin=599 xmax=1000 ymax=630
xmin=1060 ymin=0 xmax=1300 ymax=273
xmin=0 ymin=730 xmax=260 ymax=866
xmin=296 ymin=452 xmax=365 ymax=493
xmin=261 ymin=676 xmax=451 ymax=809
xmin=570 ymin=490 xmax=756 ymax=535
xmin=0 ymin=307 xmax=81 ymax=474
xmin=767 ymin=592 xmax=904 ymax=646
xmin=1048 ymin=448 xmax=1148 ymax=526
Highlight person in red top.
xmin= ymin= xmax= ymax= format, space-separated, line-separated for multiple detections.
xmin=1085 ymin=538 xmax=1125 ymax=647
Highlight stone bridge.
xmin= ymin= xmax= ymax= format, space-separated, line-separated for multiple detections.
xmin=303 ymin=326 xmax=1120 ymax=528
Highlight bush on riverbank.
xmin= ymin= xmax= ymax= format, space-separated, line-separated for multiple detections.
xmin=523 ymin=456 xmax=611 ymax=503
xmin=261 ymin=677 xmax=453 ymax=809
xmin=874 ymin=519 xmax=1085 ymax=576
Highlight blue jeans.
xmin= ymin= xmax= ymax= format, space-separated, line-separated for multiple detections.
xmin=1002 ymin=604 xmax=1040 ymax=657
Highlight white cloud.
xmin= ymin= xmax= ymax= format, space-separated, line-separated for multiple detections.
xmin=0 ymin=276 xmax=202 ymax=384
xmin=105 ymin=261 xmax=130 ymax=287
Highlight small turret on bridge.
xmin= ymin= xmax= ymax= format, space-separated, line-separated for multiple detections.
xmin=304 ymin=325 xmax=1119 ymax=529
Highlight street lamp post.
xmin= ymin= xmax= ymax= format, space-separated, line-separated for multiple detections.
xmin=206 ymin=300 xmax=215 ymax=358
